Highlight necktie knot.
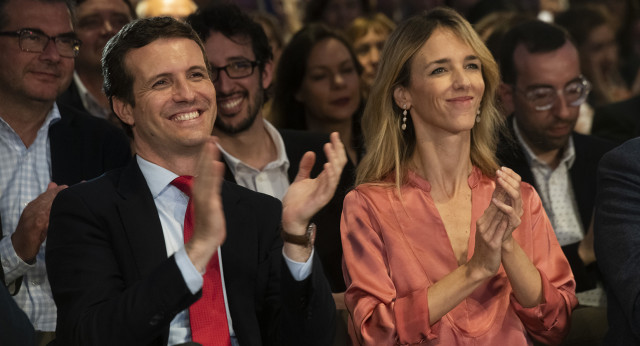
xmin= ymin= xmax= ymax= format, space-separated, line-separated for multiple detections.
xmin=171 ymin=175 xmax=194 ymax=197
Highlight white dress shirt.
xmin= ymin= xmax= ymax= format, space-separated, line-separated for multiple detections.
xmin=513 ymin=119 xmax=605 ymax=307
xmin=73 ymin=72 xmax=111 ymax=120
xmin=217 ymin=120 xmax=290 ymax=201
xmin=136 ymin=156 xmax=313 ymax=345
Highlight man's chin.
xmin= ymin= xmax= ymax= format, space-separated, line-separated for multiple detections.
xmin=214 ymin=117 xmax=253 ymax=135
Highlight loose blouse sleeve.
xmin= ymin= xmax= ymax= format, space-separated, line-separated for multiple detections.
xmin=341 ymin=189 xmax=436 ymax=345
xmin=511 ymin=184 xmax=578 ymax=345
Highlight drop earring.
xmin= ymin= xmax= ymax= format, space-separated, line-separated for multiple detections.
xmin=475 ymin=107 xmax=481 ymax=123
xmin=402 ymin=104 xmax=407 ymax=131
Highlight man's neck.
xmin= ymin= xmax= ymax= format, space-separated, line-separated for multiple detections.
xmin=76 ymin=68 xmax=110 ymax=110
xmin=0 ymin=95 xmax=53 ymax=148
xmin=513 ymin=118 xmax=564 ymax=169
xmin=214 ymin=116 xmax=277 ymax=171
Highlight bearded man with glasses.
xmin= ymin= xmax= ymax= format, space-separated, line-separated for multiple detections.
xmin=0 ymin=0 xmax=130 ymax=344
xmin=496 ymin=20 xmax=615 ymax=346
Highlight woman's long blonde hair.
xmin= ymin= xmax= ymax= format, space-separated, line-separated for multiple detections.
xmin=356 ymin=7 xmax=503 ymax=189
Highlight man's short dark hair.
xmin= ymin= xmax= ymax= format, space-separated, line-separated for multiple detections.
xmin=187 ymin=3 xmax=273 ymax=68
xmin=499 ymin=20 xmax=574 ymax=84
xmin=102 ymin=16 xmax=209 ymax=109
xmin=0 ymin=0 xmax=76 ymax=30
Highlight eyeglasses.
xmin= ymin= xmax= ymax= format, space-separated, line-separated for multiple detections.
xmin=514 ymin=75 xmax=591 ymax=111
xmin=0 ymin=28 xmax=82 ymax=58
xmin=210 ymin=60 xmax=260 ymax=82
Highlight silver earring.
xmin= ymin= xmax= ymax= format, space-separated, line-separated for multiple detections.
xmin=475 ymin=107 xmax=481 ymax=123
xmin=401 ymin=104 xmax=407 ymax=131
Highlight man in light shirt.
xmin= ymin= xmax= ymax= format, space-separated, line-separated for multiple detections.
xmin=187 ymin=4 xmax=354 ymax=301
xmin=0 ymin=0 xmax=130 ymax=343
xmin=46 ymin=16 xmax=342 ymax=345
xmin=496 ymin=20 xmax=615 ymax=345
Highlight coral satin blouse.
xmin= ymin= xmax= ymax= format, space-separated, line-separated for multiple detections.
xmin=341 ymin=167 xmax=577 ymax=345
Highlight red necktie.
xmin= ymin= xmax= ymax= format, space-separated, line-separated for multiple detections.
xmin=171 ymin=176 xmax=231 ymax=346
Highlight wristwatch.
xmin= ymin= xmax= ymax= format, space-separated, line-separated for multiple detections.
xmin=281 ymin=223 xmax=316 ymax=247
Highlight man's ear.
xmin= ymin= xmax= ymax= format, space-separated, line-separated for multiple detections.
xmin=261 ymin=60 xmax=274 ymax=90
xmin=112 ymin=97 xmax=135 ymax=126
xmin=498 ymin=82 xmax=515 ymax=116
xmin=393 ymin=85 xmax=411 ymax=110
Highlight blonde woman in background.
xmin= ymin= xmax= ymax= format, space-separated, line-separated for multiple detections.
xmin=346 ymin=13 xmax=395 ymax=97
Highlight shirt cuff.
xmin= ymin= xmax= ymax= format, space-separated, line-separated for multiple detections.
xmin=282 ymin=247 xmax=314 ymax=281
xmin=0 ymin=236 xmax=34 ymax=284
xmin=175 ymin=246 xmax=203 ymax=295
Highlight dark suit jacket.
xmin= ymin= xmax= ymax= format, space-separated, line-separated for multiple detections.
xmin=497 ymin=119 xmax=616 ymax=292
xmin=46 ymin=158 xmax=336 ymax=346
xmin=222 ymin=129 xmax=356 ymax=293
xmin=0 ymin=283 xmax=34 ymax=345
xmin=57 ymin=79 xmax=86 ymax=116
xmin=592 ymin=94 xmax=640 ymax=144
xmin=0 ymin=103 xmax=131 ymax=287
xmin=594 ymin=138 xmax=640 ymax=344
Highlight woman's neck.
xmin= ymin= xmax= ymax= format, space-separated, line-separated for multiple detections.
xmin=410 ymin=131 xmax=473 ymax=198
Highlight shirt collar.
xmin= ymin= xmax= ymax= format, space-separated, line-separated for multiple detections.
xmin=217 ymin=119 xmax=290 ymax=174
xmin=73 ymin=72 xmax=110 ymax=119
xmin=0 ymin=102 xmax=61 ymax=134
xmin=136 ymin=155 xmax=180 ymax=199
xmin=513 ymin=117 xmax=575 ymax=169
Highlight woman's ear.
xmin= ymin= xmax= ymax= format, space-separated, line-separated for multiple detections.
xmin=393 ymin=85 xmax=411 ymax=110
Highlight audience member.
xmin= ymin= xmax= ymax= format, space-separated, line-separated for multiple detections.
xmin=593 ymin=137 xmax=640 ymax=345
xmin=341 ymin=7 xmax=576 ymax=345
xmin=136 ymin=0 xmax=197 ymax=20
xmin=496 ymin=20 xmax=614 ymax=345
xmin=345 ymin=12 xmax=395 ymax=98
xmin=46 ymin=16 xmax=343 ymax=345
xmin=303 ymin=0 xmax=369 ymax=30
xmin=187 ymin=2 xmax=355 ymax=310
xmin=556 ymin=5 xmax=633 ymax=108
xmin=273 ymin=23 xmax=363 ymax=165
xmin=0 ymin=0 xmax=130 ymax=343
xmin=591 ymin=93 xmax=640 ymax=144
xmin=57 ymin=0 xmax=134 ymax=125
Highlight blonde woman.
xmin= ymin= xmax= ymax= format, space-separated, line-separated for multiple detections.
xmin=341 ymin=7 xmax=577 ymax=345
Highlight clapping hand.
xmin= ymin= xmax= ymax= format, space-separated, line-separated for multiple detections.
xmin=281 ymin=132 xmax=347 ymax=261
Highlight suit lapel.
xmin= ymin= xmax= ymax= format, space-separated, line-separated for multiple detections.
xmin=116 ymin=160 xmax=168 ymax=277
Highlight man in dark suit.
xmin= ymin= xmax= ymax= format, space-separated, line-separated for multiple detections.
xmin=594 ymin=138 xmax=640 ymax=345
xmin=496 ymin=20 xmax=614 ymax=344
xmin=591 ymin=94 xmax=640 ymax=144
xmin=187 ymin=5 xmax=354 ymax=298
xmin=0 ymin=0 xmax=130 ymax=343
xmin=46 ymin=16 xmax=343 ymax=345
xmin=57 ymin=0 xmax=134 ymax=123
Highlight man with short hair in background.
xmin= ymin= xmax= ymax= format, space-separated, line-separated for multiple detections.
xmin=497 ymin=20 xmax=615 ymax=345
xmin=0 ymin=0 xmax=130 ymax=343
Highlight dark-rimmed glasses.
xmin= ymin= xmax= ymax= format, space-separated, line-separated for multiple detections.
xmin=514 ymin=75 xmax=591 ymax=111
xmin=210 ymin=60 xmax=260 ymax=82
xmin=0 ymin=28 xmax=82 ymax=58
